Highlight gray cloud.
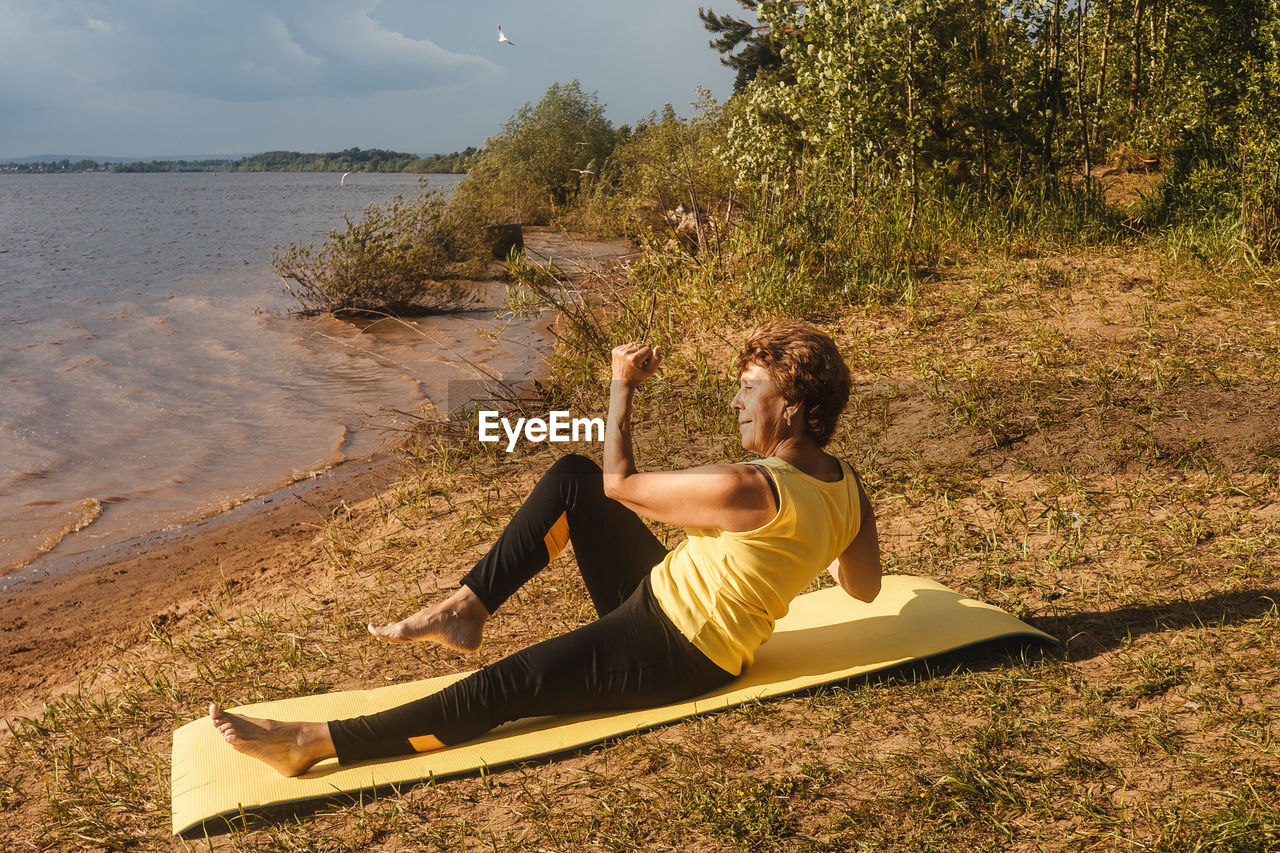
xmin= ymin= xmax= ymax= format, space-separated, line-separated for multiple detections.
xmin=0 ymin=0 xmax=735 ymax=159
xmin=0 ymin=0 xmax=497 ymax=103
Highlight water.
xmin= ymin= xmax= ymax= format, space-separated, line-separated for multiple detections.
xmin=0 ymin=172 xmax=546 ymax=582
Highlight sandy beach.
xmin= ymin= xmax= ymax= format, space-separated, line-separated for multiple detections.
xmin=0 ymin=453 xmax=401 ymax=723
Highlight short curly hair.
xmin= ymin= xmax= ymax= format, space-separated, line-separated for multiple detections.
xmin=737 ymin=320 xmax=852 ymax=448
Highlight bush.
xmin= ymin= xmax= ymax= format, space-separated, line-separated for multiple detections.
xmin=458 ymin=81 xmax=617 ymax=226
xmin=590 ymin=94 xmax=738 ymax=242
xmin=271 ymin=188 xmax=488 ymax=316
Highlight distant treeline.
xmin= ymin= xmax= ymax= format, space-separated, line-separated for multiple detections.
xmin=1 ymin=147 xmax=478 ymax=174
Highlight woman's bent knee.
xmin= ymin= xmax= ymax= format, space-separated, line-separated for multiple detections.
xmin=549 ymin=453 xmax=600 ymax=476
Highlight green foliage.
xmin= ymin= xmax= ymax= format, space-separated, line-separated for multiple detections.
xmin=458 ymin=81 xmax=617 ymax=225
xmin=1142 ymin=128 xmax=1239 ymax=223
xmin=1238 ymin=1 xmax=1280 ymax=258
xmin=728 ymin=165 xmax=1123 ymax=317
xmin=570 ymin=93 xmax=738 ymax=240
xmin=722 ymin=0 xmax=1048 ymax=194
xmin=699 ymin=1 xmax=787 ymax=92
xmin=741 ymin=162 xmax=931 ymax=313
xmin=270 ymin=188 xmax=487 ymax=316
xmin=711 ymin=0 xmax=1280 ymax=254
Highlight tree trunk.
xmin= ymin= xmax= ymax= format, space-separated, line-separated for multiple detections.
xmin=1147 ymin=1 xmax=1159 ymax=83
xmin=1077 ymin=0 xmax=1093 ymax=186
xmin=905 ymin=24 xmax=919 ymax=232
xmin=1093 ymin=6 xmax=1113 ymax=152
xmin=1157 ymin=3 xmax=1171 ymax=86
xmin=1128 ymin=0 xmax=1144 ymax=116
xmin=978 ymin=22 xmax=990 ymax=186
xmin=1044 ymin=0 xmax=1065 ymax=176
xmin=1240 ymin=125 xmax=1249 ymax=245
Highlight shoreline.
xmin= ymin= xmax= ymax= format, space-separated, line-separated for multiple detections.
xmin=0 ymin=228 xmax=634 ymax=724
xmin=0 ymin=448 xmax=407 ymax=723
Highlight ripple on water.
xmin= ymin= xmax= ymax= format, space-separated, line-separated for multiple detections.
xmin=0 ymin=498 xmax=104 ymax=576
xmin=0 ymin=172 xmax=559 ymax=574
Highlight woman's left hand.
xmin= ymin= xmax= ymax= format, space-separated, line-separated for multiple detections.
xmin=612 ymin=342 xmax=663 ymax=388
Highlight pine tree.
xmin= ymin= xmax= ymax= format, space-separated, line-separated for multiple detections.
xmin=698 ymin=1 xmax=786 ymax=92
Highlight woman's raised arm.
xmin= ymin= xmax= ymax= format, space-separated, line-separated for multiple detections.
xmin=602 ymin=343 xmax=776 ymax=532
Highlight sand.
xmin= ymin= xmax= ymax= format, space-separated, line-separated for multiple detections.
xmin=0 ymin=454 xmax=407 ymax=725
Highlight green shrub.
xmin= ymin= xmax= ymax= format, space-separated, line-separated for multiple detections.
xmin=597 ymin=96 xmax=738 ymax=239
xmin=271 ymin=188 xmax=488 ymax=316
xmin=458 ymin=81 xmax=617 ymax=226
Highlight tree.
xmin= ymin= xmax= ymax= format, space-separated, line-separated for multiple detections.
xmin=699 ymin=1 xmax=787 ymax=91
xmin=721 ymin=0 xmax=1047 ymax=196
xmin=464 ymin=81 xmax=617 ymax=224
xmin=1239 ymin=1 xmax=1280 ymax=256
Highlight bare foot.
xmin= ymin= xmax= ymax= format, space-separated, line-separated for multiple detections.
xmin=209 ymin=703 xmax=335 ymax=777
xmin=368 ymin=585 xmax=490 ymax=651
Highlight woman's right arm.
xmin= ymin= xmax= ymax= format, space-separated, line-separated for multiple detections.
xmin=602 ymin=343 xmax=776 ymax=533
xmin=829 ymin=480 xmax=881 ymax=602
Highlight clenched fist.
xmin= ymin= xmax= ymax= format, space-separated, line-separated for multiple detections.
xmin=611 ymin=342 xmax=664 ymax=388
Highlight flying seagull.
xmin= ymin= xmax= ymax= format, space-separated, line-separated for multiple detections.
xmin=341 ymin=171 xmax=352 ymax=185
xmin=497 ymin=25 xmax=514 ymax=45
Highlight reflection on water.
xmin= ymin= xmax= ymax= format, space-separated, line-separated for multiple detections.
xmin=0 ymin=172 xmax=548 ymax=581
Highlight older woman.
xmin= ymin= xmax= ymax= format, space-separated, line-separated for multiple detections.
xmin=211 ymin=320 xmax=881 ymax=775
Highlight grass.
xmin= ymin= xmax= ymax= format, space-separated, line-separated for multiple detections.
xmin=2 ymin=214 xmax=1280 ymax=850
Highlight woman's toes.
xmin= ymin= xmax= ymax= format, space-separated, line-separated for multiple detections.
xmin=368 ymin=621 xmax=403 ymax=642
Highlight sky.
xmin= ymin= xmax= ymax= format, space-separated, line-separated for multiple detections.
xmin=0 ymin=1 xmax=738 ymax=159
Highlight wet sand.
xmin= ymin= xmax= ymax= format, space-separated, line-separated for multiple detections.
xmin=0 ymin=453 xmax=402 ymax=722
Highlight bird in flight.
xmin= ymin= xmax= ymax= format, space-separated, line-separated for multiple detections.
xmin=497 ymin=25 xmax=514 ymax=45
xmin=341 ymin=172 xmax=352 ymax=185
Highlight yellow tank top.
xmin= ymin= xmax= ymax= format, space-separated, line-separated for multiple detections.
xmin=648 ymin=456 xmax=862 ymax=675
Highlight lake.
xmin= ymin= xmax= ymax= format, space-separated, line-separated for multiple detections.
xmin=0 ymin=171 xmax=545 ymax=584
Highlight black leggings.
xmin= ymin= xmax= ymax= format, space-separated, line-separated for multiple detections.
xmin=328 ymin=454 xmax=736 ymax=764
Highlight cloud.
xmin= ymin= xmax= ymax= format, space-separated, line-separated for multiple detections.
xmin=0 ymin=0 xmax=738 ymax=158
xmin=0 ymin=0 xmax=497 ymax=104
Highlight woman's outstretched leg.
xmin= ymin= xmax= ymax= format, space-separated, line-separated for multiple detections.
xmin=370 ymin=454 xmax=667 ymax=648
xmin=333 ymin=578 xmax=735 ymax=765
xmin=214 ymin=580 xmax=733 ymax=775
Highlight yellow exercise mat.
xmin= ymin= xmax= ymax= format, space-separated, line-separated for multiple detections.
xmin=171 ymin=575 xmax=1056 ymax=835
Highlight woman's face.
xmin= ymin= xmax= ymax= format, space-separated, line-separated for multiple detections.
xmin=732 ymin=362 xmax=793 ymax=454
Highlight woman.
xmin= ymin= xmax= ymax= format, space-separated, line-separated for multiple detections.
xmin=210 ymin=320 xmax=881 ymax=775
